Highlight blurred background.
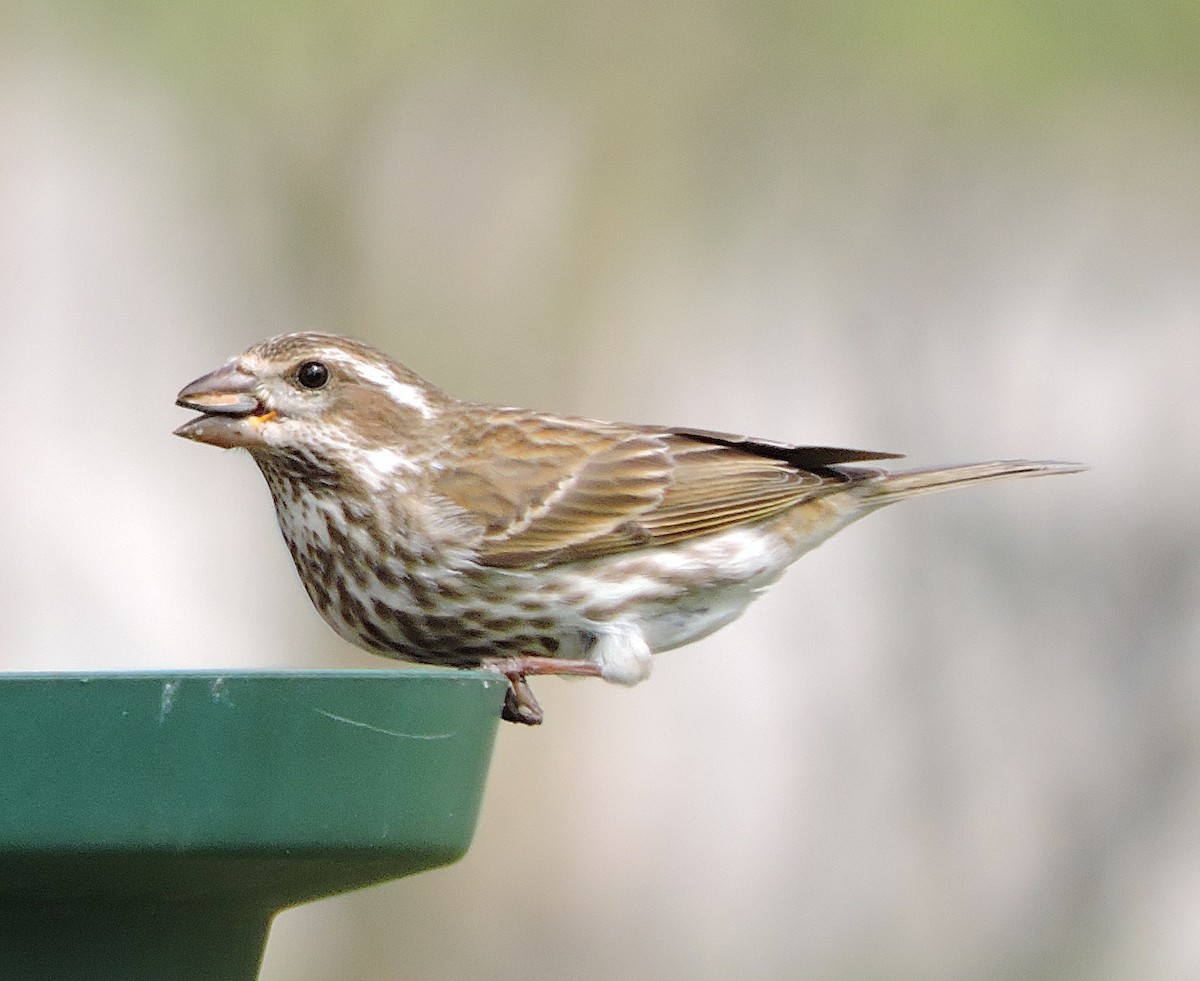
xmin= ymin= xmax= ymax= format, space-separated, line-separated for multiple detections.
xmin=2 ymin=1 xmax=1198 ymax=978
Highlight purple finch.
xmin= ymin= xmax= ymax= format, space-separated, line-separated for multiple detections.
xmin=176 ymin=333 xmax=1081 ymax=723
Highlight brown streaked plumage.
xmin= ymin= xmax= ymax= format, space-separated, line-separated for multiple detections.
xmin=175 ymin=332 xmax=1083 ymax=724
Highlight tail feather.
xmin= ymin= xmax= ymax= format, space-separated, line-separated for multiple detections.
xmin=858 ymin=459 xmax=1085 ymax=505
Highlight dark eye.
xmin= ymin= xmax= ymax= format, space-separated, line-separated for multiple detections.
xmin=296 ymin=360 xmax=329 ymax=389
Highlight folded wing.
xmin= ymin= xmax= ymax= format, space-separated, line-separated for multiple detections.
xmin=434 ymin=413 xmax=899 ymax=569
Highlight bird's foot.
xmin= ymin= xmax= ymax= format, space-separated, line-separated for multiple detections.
xmin=483 ymin=656 xmax=603 ymax=726
xmin=501 ymin=674 xmax=544 ymax=725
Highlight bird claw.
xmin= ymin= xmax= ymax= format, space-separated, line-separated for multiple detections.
xmin=484 ymin=655 xmax=602 ymax=725
xmin=501 ymin=674 xmax=544 ymax=726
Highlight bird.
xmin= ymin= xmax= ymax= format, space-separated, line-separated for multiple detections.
xmin=175 ymin=332 xmax=1082 ymax=724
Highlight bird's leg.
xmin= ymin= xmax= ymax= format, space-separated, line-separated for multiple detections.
xmin=499 ymin=655 xmax=604 ymax=678
xmin=483 ymin=656 xmax=603 ymax=726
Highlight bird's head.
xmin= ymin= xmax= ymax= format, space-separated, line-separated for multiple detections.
xmin=174 ymin=333 xmax=447 ymax=464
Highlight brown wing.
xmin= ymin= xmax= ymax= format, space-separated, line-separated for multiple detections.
xmin=433 ymin=411 xmax=899 ymax=569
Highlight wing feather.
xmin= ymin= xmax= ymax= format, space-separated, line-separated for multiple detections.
xmin=433 ymin=412 xmax=895 ymax=568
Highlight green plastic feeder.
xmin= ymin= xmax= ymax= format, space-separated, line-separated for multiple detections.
xmin=0 ymin=670 xmax=507 ymax=979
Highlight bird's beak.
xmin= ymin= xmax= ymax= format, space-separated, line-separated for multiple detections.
xmin=174 ymin=362 xmax=273 ymax=449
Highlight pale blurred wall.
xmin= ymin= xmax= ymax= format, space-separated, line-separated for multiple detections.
xmin=2 ymin=2 xmax=1198 ymax=979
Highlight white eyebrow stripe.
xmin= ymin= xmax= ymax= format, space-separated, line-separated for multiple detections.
xmin=324 ymin=351 xmax=433 ymax=418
